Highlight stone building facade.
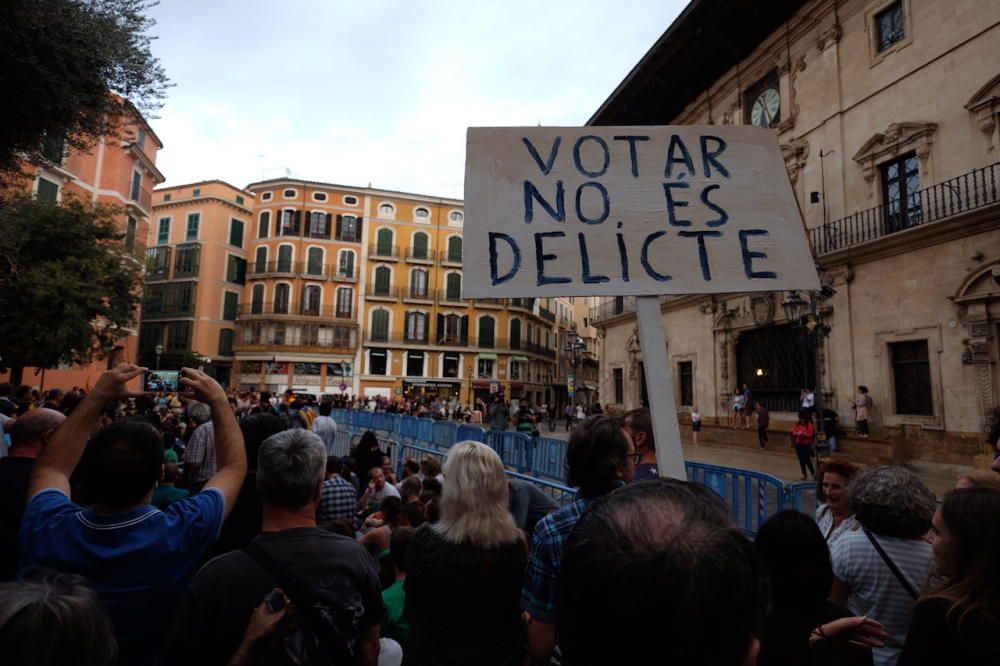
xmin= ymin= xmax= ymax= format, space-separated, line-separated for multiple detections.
xmin=589 ymin=0 xmax=1000 ymax=467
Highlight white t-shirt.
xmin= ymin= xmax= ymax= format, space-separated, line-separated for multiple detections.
xmin=831 ymin=529 xmax=933 ymax=666
xmin=369 ymin=482 xmax=401 ymax=505
xmin=802 ymin=391 xmax=815 ymax=409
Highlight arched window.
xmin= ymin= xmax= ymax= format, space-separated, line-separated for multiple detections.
xmin=449 ymin=211 xmax=463 ymax=223
xmin=306 ymin=247 xmax=324 ymax=276
xmin=277 ymin=245 xmax=293 ymax=273
xmin=251 ymin=284 xmax=265 ymax=314
xmin=376 ymin=228 xmax=394 ymax=256
xmin=410 ymin=269 xmax=428 ymax=298
xmin=446 ymin=273 xmax=462 ymax=300
xmin=274 ymin=284 xmax=290 ymax=314
xmin=447 ymin=235 xmax=462 ymax=262
xmin=301 ymin=285 xmax=321 ymax=316
xmin=338 ymin=249 xmax=355 ymax=278
xmin=254 ymin=246 xmax=267 ymax=273
xmin=335 ymin=287 xmax=353 ymax=318
xmin=258 ymin=211 xmax=270 ymax=239
xmin=411 ymin=232 xmax=429 ymax=259
xmin=371 ymin=309 xmax=390 ymax=341
xmin=478 ymin=316 xmax=495 ymax=348
xmin=405 ymin=311 xmax=428 ymax=342
xmin=379 ymin=203 xmax=395 ymax=216
xmin=373 ymin=266 xmax=391 ymax=295
xmin=510 ymin=318 xmax=521 ymax=349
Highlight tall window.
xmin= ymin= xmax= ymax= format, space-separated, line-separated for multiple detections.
xmin=477 ymin=358 xmax=494 ymax=378
xmin=277 ymin=245 xmax=293 ymax=272
xmin=510 ymin=319 xmax=521 ymax=349
xmin=186 ymin=213 xmax=200 ymax=241
xmin=223 ymin=292 xmax=239 ymax=321
xmin=439 ymin=314 xmax=461 ymax=344
xmin=338 ymin=250 xmax=355 ymax=278
xmin=891 ymin=340 xmax=932 ymax=415
xmin=258 ymin=211 xmax=270 ymax=238
xmin=373 ymin=266 xmax=391 ymax=295
xmin=875 ymin=1 xmax=905 ymax=51
xmin=174 ymin=244 xmax=200 ymax=277
xmin=443 ymin=352 xmax=460 ymax=378
xmin=406 ymin=351 xmax=425 ymax=376
xmin=306 ymin=247 xmax=324 ymax=276
xmin=274 ymin=284 xmax=290 ymax=314
xmin=406 ymin=312 xmax=427 ymax=342
xmin=218 ymin=329 xmax=234 ymax=356
xmin=124 ymin=216 xmax=137 ymax=253
xmin=509 ymin=360 xmax=521 ymax=380
xmin=157 ymin=217 xmax=170 ymax=244
xmin=308 ymin=211 xmax=330 ymax=238
xmin=226 ymin=256 xmax=246 ymax=284
xmin=337 ymin=215 xmax=360 ymax=242
xmin=130 ymin=170 xmax=142 ymax=201
xmin=167 ymin=321 xmax=191 ymax=352
xmin=881 ymin=153 xmax=921 ymax=232
xmin=411 ymin=232 xmax=429 ymax=259
xmin=478 ymin=316 xmax=495 ymax=348
xmin=370 ymin=309 xmax=390 ymax=341
xmin=336 ymin=287 xmax=353 ymax=318
xmin=614 ymin=368 xmax=624 ymax=404
xmin=447 ymin=235 xmax=462 ymax=262
xmin=301 ymin=285 xmax=321 ymax=316
xmin=229 ymin=219 xmax=245 ymax=248
xmin=446 ymin=273 xmax=461 ymax=300
xmin=678 ymin=361 xmax=693 ymax=407
xmin=410 ymin=269 xmax=428 ymax=298
xmin=36 ymin=178 xmax=58 ymax=202
xmin=251 ymin=284 xmax=264 ymax=314
xmin=376 ymin=228 xmax=394 ymax=256
xmin=280 ymin=210 xmax=299 ymax=236
xmin=369 ymin=349 xmax=388 ymax=375
xmin=254 ymin=246 xmax=267 ymax=273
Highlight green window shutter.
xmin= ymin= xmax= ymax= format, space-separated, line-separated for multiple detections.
xmin=460 ymin=315 xmax=469 ymax=344
xmin=372 ymin=310 xmax=389 ymax=340
xmin=374 ymin=267 xmax=390 ymax=293
xmin=158 ymin=217 xmax=170 ymax=244
xmin=413 ymin=233 xmax=428 ymax=258
xmin=223 ymin=292 xmax=238 ymax=320
xmin=377 ymin=228 xmax=393 ymax=255
xmin=219 ymin=329 xmax=234 ymax=356
xmin=446 ymin=273 xmax=461 ymax=299
xmin=229 ymin=219 xmax=244 ymax=247
xmin=448 ymin=236 xmax=462 ymax=262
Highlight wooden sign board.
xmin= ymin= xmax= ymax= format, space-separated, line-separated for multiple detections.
xmin=463 ymin=126 xmax=820 ymax=298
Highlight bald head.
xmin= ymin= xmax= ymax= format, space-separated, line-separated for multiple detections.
xmin=9 ymin=408 xmax=66 ymax=453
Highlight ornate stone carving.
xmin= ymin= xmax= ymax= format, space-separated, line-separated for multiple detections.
xmin=781 ymin=139 xmax=809 ymax=184
xmin=626 ymin=327 xmax=641 ymax=380
xmin=853 ymin=122 xmax=938 ymax=184
xmin=966 ymin=73 xmax=1000 ymax=156
xmin=751 ymin=294 xmax=776 ymax=327
xmin=816 ymin=22 xmax=842 ymax=51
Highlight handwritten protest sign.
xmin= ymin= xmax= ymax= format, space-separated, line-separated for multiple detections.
xmin=463 ymin=126 xmax=819 ymax=297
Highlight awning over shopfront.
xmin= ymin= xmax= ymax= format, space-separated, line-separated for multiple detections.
xmin=510 ymin=355 xmax=529 ymax=362
xmin=476 ymin=353 xmax=498 ymax=360
xmin=403 ymin=380 xmax=461 ymax=389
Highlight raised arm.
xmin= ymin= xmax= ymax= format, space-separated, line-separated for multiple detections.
xmin=181 ymin=368 xmax=247 ymax=518
xmin=28 ymin=363 xmax=145 ymax=498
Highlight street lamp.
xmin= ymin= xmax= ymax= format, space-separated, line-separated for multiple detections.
xmin=154 ymin=344 xmax=163 ymax=370
xmin=565 ymin=335 xmax=586 ymax=408
xmin=783 ymin=289 xmax=835 ymax=458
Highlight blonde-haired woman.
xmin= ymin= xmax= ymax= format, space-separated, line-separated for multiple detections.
xmin=404 ymin=441 xmax=527 ymax=665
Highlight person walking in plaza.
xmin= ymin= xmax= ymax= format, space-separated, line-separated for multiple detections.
xmin=854 ymin=385 xmax=873 ymax=438
xmin=488 ymin=397 xmax=509 ymax=431
xmin=756 ymin=402 xmax=769 ymax=449
xmin=801 ymin=387 xmax=816 ymax=416
xmin=730 ymin=387 xmax=745 ymax=426
xmin=691 ymin=405 xmax=702 ymax=446
xmin=741 ymin=383 xmax=754 ymax=428
xmin=791 ymin=410 xmax=816 ymax=480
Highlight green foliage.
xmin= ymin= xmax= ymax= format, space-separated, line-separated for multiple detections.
xmin=0 ymin=0 xmax=169 ymax=182
xmin=0 ymin=193 xmax=143 ymax=374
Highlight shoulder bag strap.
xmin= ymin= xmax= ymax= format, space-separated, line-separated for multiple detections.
xmin=862 ymin=528 xmax=920 ymax=600
xmin=243 ymin=540 xmax=355 ymax=664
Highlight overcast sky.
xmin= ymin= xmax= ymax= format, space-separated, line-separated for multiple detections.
xmin=147 ymin=0 xmax=685 ymax=198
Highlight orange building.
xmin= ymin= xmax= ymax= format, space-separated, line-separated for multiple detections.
xmin=1 ymin=109 xmax=164 ymax=391
xmin=142 ymin=181 xmax=252 ymax=386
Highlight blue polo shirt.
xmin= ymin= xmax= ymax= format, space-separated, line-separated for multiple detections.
xmin=19 ymin=487 xmax=226 ymax=666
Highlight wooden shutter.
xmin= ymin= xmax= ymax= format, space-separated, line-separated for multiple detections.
xmin=336 ymin=214 xmax=343 ymax=240
xmin=460 ymin=315 xmax=469 ymax=344
xmin=325 ymin=213 xmax=333 ymax=238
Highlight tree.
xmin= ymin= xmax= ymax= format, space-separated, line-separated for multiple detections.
xmin=0 ymin=0 xmax=168 ymax=183
xmin=0 ymin=193 xmax=143 ymax=384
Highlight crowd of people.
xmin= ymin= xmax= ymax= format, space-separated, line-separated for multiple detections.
xmin=1 ymin=365 xmax=999 ymax=666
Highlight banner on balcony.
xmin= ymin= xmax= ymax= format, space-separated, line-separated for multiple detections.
xmin=463 ymin=126 xmax=820 ymax=297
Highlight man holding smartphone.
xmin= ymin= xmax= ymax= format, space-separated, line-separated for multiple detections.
xmin=18 ymin=364 xmax=247 ymax=666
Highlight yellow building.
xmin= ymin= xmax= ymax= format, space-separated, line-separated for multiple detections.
xmin=231 ymin=179 xmax=562 ymax=406
xmin=142 ymin=180 xmax=252 ymax=386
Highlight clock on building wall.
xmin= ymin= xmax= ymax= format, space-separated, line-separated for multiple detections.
xmin=745 ymin=73 xmax=780 ymax=128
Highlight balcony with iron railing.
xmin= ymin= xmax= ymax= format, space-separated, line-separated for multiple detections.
xmin=369 ymin=245 xmax=400 ymax=261
xmin=141 ymin=301 xmax=197 ymax=319
xmin=234 ymin=324 xmax=359 ymax=355
xmin=538 ymin=307 xmax=556 ymax=323
xmin=436 ymin=289 xmax=468 ymax=305
xmin=329 ymin=265 xmax=358 ymax=282
xmin=402 ymin=287 xmax=434 ymax=303
xmin=589 ymin=295 xmax=679 ymax=325
xmin=145 ymin=246 xmax=172 ymax=281
xmin=440 ymin=250 xmax=463 ymax=266
xmin=523 ymin=340 xmax=557 ymax=359
xmin=405 ymin=247 xmax=436 ymax=263
xmin=238 ymin=301 xmax=356 ymax=320
xmin=248 ymin=261 xmax=300 ymax=278
xmin=810 ymin=162 xmax=999 ymax=255
xmin=365 ymin=286 xmax=402 ymax=301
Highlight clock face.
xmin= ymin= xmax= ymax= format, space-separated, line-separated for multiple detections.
xmin=750 ymin=87 xmax=781 ymax=127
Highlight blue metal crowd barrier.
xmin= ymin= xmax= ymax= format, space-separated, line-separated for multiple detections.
xmin=331 ymin=409 xmax=817 ymax=535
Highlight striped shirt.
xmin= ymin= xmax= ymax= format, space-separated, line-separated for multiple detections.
xmin=815 ymin=504 xmax=859 ymax=545
xmin=831 ymin=529 xmax=933 ymax=666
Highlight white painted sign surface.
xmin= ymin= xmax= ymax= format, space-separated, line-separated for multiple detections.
xmin=463 ymin=126 xmax=820 ymax=297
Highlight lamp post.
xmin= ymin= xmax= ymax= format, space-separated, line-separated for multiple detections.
xmin=565 ymin=335 xmax=585 ymax=410
xmin=782 ymin=289 xmax=834 ymax=458
xmin=155 ymin=344 xmax=163 ymax=370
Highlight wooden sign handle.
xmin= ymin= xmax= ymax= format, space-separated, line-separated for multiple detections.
xmin=635 ymin=296 xmax=686 ymax=479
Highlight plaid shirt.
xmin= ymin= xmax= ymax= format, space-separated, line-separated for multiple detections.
xmin=317 ymin=475 xmax=358 ymax=524
xmin=184 ymin=421 xmax=216 ymax=484
xmin=520 ymin=496 xmax=590 ymax=623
